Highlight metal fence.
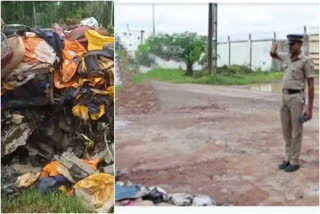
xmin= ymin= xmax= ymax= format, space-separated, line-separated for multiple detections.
xmin=217 ymin=27 xmax=319 ymax=71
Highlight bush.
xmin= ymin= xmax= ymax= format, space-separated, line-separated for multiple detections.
xmin=134 ymin=43 xmax=154 ymax=66
xmin=217 ymin=64 xmax=252 ymax=74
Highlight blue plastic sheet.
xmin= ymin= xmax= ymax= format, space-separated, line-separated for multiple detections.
xmin=115 ymin=184 xmax=142 ymax=201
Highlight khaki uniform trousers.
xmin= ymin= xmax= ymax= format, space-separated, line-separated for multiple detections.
xmin=280 ymin=91 xmax=304 ymax=165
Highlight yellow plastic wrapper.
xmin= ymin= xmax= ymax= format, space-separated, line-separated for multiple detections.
xmin=90 ymin=105 xmax=105 ymax=120
xmin=90 ymin=77 xmax=105 ymax=87
xmin=2 ymin=81 xmax=15 ymax=90
xmin=79 ymin=77 xmax=105 ymax=87
xmin=73 ymin=173 xmax=114 ymax=208
xmin=85 ymin=30 xmax=114 ymax=51
xmin=72 ymin=104 xmax=89 ymax=121
xmin=90 ymin=86 xmax=114 ymax=101
xmin=16 ymin=172 xmax=41 ymax=188
xmin=98 ymin=57 xmax=114 ymax=70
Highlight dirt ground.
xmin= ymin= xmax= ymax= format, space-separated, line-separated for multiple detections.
xmin=115 ymin=61 xmax=319 ymax=206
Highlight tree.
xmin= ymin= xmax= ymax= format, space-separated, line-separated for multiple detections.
xmin=1 ymin=1 xmax=114 ymax=28
xmin=147 ymin=32 xmax=206 ymax=76
xmin=135 ymin=42 xmax=154 ymax=66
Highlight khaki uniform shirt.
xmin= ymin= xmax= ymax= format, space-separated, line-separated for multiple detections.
xmin=277 ymin=52 xmax=314 ymax=90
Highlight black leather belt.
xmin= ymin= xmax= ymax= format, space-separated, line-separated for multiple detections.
xmin=283 ymin=89 xmax=304 ymax=94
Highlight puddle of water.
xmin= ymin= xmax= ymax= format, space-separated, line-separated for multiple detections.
xmin=249 ymin=82 xmax=319 ymax=95
xmin=115 ymin=119 xmax=129 ymax=130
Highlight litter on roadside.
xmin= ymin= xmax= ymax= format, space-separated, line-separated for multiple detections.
xmin=115 ymin=179 xmax=217 ymax=206
xmin=1 ymin=17 xmax=114 ymax=212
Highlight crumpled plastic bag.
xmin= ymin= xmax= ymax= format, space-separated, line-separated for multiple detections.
xmin=72 ymin=104 xmax=89 ymax=121
xmin=168 ymin=193 xmax=193 ymax=206
xmin=73 ymin=104 xmax=106 ymax=121
xmin=85 ymin=30 xmax=114 ymax=51
xmin=62 ymin=40 xmax=87 ymax=82
xmin=192 ymin=194 xmax=215 ymax=206
xmin=42 ymin=160 xmax=60 ymax=177
xmin=80 ymin=17 xmax=99 ymax=30
xmin=38 ymin=175 xmax=70 ymax=194
xmin=73 ymin=173 xmax=114 ymax=208
xmin=23 ymin=37 xmax=57 ymax=65
xmin=90 ymin=86 xmax=114 ymax=101
xmin=16 ymin=172 xmax=40 ymax=188
xmin=90 ymin=105 xmax=105 ymax=120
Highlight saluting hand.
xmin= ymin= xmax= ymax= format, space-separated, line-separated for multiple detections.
xmin=270 ymin=43 xmax=278 ymax=57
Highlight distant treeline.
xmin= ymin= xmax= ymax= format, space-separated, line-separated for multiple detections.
xmin=1 ymin=1 xmax=114 ymax=28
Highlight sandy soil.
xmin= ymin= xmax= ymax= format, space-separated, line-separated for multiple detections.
xmin=115 ymin=61 xmax=319 ymax=206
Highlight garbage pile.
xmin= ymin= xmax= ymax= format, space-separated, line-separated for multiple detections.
xmin=1 ymin=17 xmax=114 ymax=212
xmin=115 ymin=169 xmax=217 ymax=207
xmin=115 ymin=181 xmax=216 ymax=206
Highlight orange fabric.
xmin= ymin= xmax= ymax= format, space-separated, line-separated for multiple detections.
xmin=62 ymin=40 xmax=87 ymax=82
xmin=54 ymin=69 xmax=79 ymax=89
xmin=42 ymin=159 xmax=98 ymax=180
xmin=42 ymin=161 xmax=60 ymax=177
xmin=59 ymin=185 xmax=74 ymax=196
xmin=81 ymin=159 xmax=99 ymax=170
xmin=23 ymin=37 xmax=56 ymax=65
xmin=23 ymin=37 xmax=42 ymax=62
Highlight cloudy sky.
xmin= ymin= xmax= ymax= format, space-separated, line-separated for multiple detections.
xmin=115 ymin=3 xmax=319 ymax=41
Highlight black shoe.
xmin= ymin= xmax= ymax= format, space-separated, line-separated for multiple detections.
xmin=284 ymin=164 xmax=300 ymax=172
xmin=279 ymin=161 xmax=290 ymax=170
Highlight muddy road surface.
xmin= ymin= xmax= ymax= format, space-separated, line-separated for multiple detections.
xmin=116 ymin=63 xmax=319 ymax=206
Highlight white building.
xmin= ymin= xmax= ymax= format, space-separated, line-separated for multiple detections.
xmin=116 ymin=25 xmax=149 ymax=58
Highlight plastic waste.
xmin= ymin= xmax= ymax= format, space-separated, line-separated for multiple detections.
xmin=74 ymin=173 xmax=114 ymax=208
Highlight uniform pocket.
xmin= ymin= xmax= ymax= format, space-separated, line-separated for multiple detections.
xmin=291 ymin=67 xmax=304 ymax=80
xmin=294 ymin=91 xmax=305 ymax=104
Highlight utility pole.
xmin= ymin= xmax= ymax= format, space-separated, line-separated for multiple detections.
xmin=249 ymin=33 xmax=252 ymax=71
xmin=208 ymin=3 xmax=217 ymax=75
xmin=208 ymin=3 xmax=213 ymax=74
xmin=228 ymin=35 xmax=231 ymax=66
xmin=152 ymin=3 xmax=155 ymax=37
xmin=303 ymin=25 xmax=309 ymax=55
xmin=213 ymin=3 xmax=217 ymax=74
xmin=141 ymin=30 xmax=144 ymax=45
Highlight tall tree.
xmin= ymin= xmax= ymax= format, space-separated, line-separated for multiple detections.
xmin=1 ymin=1 xmax=114 ymax=28
xmin=32 ymin=1 xmax=37 ymax=25
xmin=147 ymin=32 xmax=206 ymax=76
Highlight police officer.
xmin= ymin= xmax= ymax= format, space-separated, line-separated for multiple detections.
xmin=270 ymin=34 xmax=314 ymax=172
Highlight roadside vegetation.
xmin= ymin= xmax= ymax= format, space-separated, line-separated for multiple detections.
xmin=117 ymin=31 xmax=284 ymax=85
xmin=132 ymin=66 xmax=283 ymax=85
xmin=115 ymin=85 xmax=121 ymax=107
xmin=1 ymin=186 xmax=94 ymax=213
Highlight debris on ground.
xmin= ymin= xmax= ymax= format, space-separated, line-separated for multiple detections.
xmin=1 ymin=166 xmax=20 ymax=198
xmin=74 ymin=173 xmax=114 ymax=211
xmin=115 ymin=179 xmax=216 ymax=206
xmin=1 ymin=17 xmax=114 ymax=212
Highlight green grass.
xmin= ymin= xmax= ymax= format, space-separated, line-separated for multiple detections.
xmin=1 ymin=186 xmax=95 ymax=213
xmin=115 ymin=85 xmax=121 ymax=107
xmin=132 ymin=68 xmax=283 ymax=85
xmin=116 ymin=50 xmax=130 ymax=68
xmin=116 ymin=50 xmax=139 ymax=74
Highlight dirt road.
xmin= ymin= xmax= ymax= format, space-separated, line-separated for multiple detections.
xmin=116 ymin=63 xmax=319 ymax=205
